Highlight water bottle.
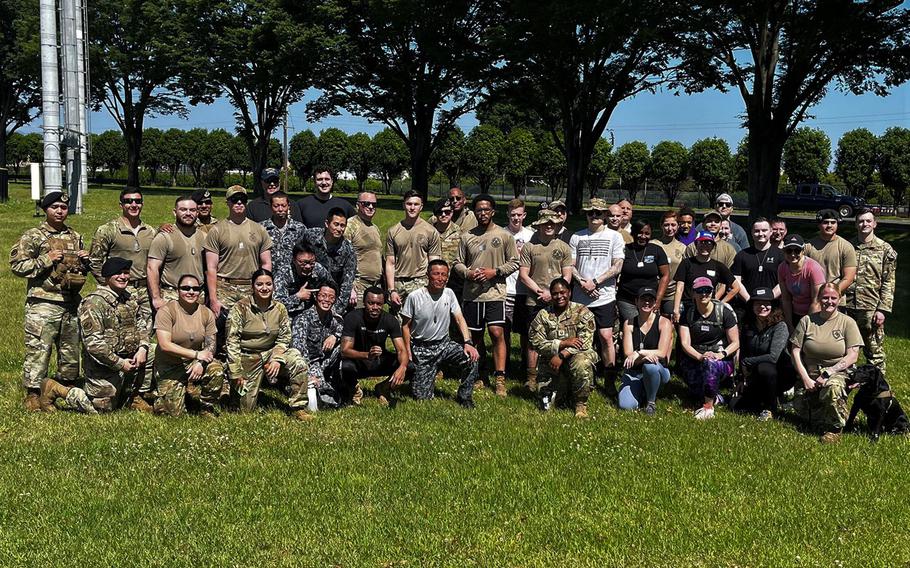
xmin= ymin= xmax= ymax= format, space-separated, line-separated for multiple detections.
xmin=307 ymin=381 xmax=318 ymax=412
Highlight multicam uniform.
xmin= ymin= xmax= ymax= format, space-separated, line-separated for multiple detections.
xmin=9 ymin=221 xmax=87 ymax=389
xmin=846 ymin=235 xmax=896 ymax=373
xmin=529 ymin=302 xmax=598 ymax=407
xmin=195 ymin=216 xmax=219 ymax=236
xmin=79 ymin=285 xmax=150 ymax=411
xmin=344 ymin=215 xmax=383 ymax=308
xmin=299 ymin=227 xmax=356 ymax=313
xmin=204 ymin=218 xmax=273 ymax=313
xmin=386 ymin=218 xmax=442 ymax=303
xmin=226 ymin=296 xmax=308 ymax=411
xmin=435 ymin=221 xmax=463 ymax=298
xmin=147 ymin=227 xmax=206 ymax=304
xmin=294 ymin=306 xmax=347 ymax=407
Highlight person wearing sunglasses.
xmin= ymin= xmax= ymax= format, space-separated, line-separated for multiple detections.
xmin=804 ymin=209 xmax=857 ymax=310
xmin=431 ymin=186 xmax=478 ymax=232
xmin=148 ymin=195 xmax=207 ymax=311
xmin=295 ymin=166 xmax=355 ymax=229
xmin=246 ymin=167 xmax=303 ymax=223
xmin=778 ymin=234 xmax=826 ymax=330
xmin=673 ymin=231 xmax=739 ymax=325
xmin=678 ymin=277 xmax=740 ymax=420
xmin=88 ymin=186 xmax=157 ymax=411
xmin=693 ymin=193 xmax=749 ymax=251
xmin=344 ymin=192 xmax=383 ymax=309
xmin=152 ymin=274 xmax=223 ymax=417
xmin=431 ymin=197 xmax=464 ymax=300
xmin=192 ymin=189 xmax=219 ymax=235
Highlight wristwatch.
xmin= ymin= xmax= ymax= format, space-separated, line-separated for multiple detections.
xmin=463 ymin=339 xmax=475 ymax=346
xmin=558 ymin=351 xmax=567 ymax=361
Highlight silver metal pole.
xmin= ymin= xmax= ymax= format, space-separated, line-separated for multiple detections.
xmin=60 ymin=0 xmax=81 ymax=212
xmin=39 ymin=0 xmax=62 ymax=194
xmin=75 ymin=0 xmax=88 ymax=203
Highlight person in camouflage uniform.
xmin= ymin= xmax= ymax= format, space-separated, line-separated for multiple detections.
xmin=9 ymin=191 xmax=89 ymax=410
xmin=261 ymin=191 xmax=307 ymax=283
xmin=529 ymin=278 xmax=598 ymax=418
xmin=846 ymin=208 xmax=897 ymax=373
xmin=274 ymin=241 xmax=335 ymax=316
xmin=79 ymin=258 xmax=151 ymax=412
xmin=89 ymin=187 xmax=157 ymax=408
xmin=298 ymin=208 xmax=356 ymax=313
xmin=294 ymin=283 xmax=349 ymax=408
xmin=431 ymin=198 xmax=464 ymax=301
xmin=226 ymin=269 xmax=311 ymax=420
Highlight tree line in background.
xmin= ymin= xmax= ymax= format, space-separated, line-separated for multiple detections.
xmin=7 ymin=123 xmax=909 ymax=209
xmin=1 ymin=0 xmax=908 ymax=217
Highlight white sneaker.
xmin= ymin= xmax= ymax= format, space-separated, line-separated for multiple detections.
xmin=694 ymin=406 xmax=715 ymax=420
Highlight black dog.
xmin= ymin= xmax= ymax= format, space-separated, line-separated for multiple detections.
xmin=846 ymin=364 xmax=910 ymax=440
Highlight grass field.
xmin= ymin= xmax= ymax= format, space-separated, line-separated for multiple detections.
xmin=1 ymin=184 xmax=909 ymax=567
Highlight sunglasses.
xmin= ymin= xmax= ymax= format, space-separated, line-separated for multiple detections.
xmin=716 ymin=202 xmax=733 ymax=207
xmin=450 ymin=195 xmax=465 ymax=201
xmin=197 ymin=200 xmax=213 ymax=206
xmin=358 ymin=201 xmax=377 ymax=208
xmin=586 ymin=210 xmax=605 ymax=217
xmin=437 ymin=208 xmax=453 ymax=215
xmin=179 ymin=285 xmax=203 ymax=292
xmin=694 ymin=287 xmax=714 ymax=295
xmin=785 ymin=248 xmax=803 ymax=255
xmin=121 ymin=198 xmax=143 ymax=205
xmin=228 ymin=196 xmax=248 ymax=204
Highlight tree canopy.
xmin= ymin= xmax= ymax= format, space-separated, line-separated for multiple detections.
xmin=835 ymin=128 xmax=878 ymax=199
xmin=0 ymin=0 xmax=40 ymax=167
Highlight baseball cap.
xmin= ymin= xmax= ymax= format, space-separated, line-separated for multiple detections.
xmin=261 ymin=168 xmax=280 ymax=182
xmin=547 ymin=199 xmax=567 ymax=211
xmin=532 ymin=209 xmax=559 ymax=226
xmin=692 ymin=277 xmax=713 ymax=290
xmin=694 ymin=230 xmax=716 ymax=242
xmin=637 ymin=287 xmax=657 ymax=299
xmin=703 ymin=210 xmax=723 ymax=222
xmin=582 ymin=197 xmax=609 ymax=211
xmin=749 ymin=288 xmax=776 ymax=303
xmin=226 ymin=185 xmax=248 ymax=199
xmin=782 ymin=234 xmax=805 ymax=249
xmin=715 ymin=193 xmax=733 ymax=205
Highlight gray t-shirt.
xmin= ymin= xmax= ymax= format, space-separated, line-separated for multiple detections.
xmin=400 ymin=287 xmax=461 ymax=342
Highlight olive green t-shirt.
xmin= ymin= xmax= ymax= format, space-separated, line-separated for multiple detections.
xmin=385 ymin=218 xmax=442 ymax=279
xmin=805 ymin=235 xmax=857 ymax=306
xmin=148 ymin=228 xmax=206 ymax=289
xmin=790 ymin=311 xmax=863 ymax=372
xmin=153 ymin=300 xmax=216 ymax=368
xmin=344 ymin=215 xmax=383 ymax=283
xmin=656 ymin=238 xmax=686 ymax=301
xmin=454 ymin=224 xmax=520 ymax=302
xmin=203 ymin=218 xmax=273 ymax=279
xmin=519 ymin=238 xmax=572 ymax=306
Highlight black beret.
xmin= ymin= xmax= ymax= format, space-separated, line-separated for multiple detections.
xmin=816 ymin=209 xmax=839 ymax=222
xmin=191 ymin=189 xmax=212 ymax=203
xmin=101 ymin=257 xmax=132 ymax=278
xmin=40 ymin=191 xmax=68 ymax=210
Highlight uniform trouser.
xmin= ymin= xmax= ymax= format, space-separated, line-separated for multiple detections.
xmin=679 ymin=357 xmax=733 ymax=401
xmin=738 ymin=358 xmax=796 ymax=413
xmin=538 ymin=350 xmax=598 ymax=406
xmin=22 ymin=299 xmax=80 ymax=390
xmin=83 ymin=362 xmax=142 ymax=411
xmin=391 ymin=277 xmax=428 ymax=318
xmin=846 ymin=309 xmax=886 ymax=373
xmin=231 ymin=347 xmax=309 ymax=412
xmin=127 ymin=284 xmax=156 ymax=395
xmin=793 ymin=371 xmax=849 ymax=432
xmin=154 ymin=359 xmax=224 ymax=416
xmin=352 ymin=277 xmax=381 ymax=309
xmin=410 ymin=339 xmax=478 ymax=401
xmin=619 ymin=363 xmax=670 ymax=410
xmin=214 ymin=279 xmax=250 ymax=357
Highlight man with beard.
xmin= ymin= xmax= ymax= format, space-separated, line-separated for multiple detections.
xmin=192 ymin=189 xmax=219 ymax=235
xmin=430 ymin=185 xmax=478 ymax=231
xmin=148 ymin=195 xmax=207 ymax=307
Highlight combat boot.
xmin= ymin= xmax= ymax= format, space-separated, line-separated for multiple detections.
xmin=494 ymin=374 xmax=507 ymax=398
xmin=524 ymin=368 xmax=538 ymax=393
xmin=375 ymin=381 xmax=392 ymax=407
xmin=39 ymin=378 xmax=70 ymax=412
xmin=574 ymin=401 xmax=590 ymax=419
xmin=351 ymin=384 xmax=364 ymax=406
xmin=292 ymin=409 xmax=314 ymax=422
xmin=24 ymin=389 xmax=41 ymax=412
xmin=129 ymin=395 xmax=153 ymax=413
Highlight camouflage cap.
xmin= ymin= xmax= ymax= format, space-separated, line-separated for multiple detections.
xmin=582 ymin=197 xmax=610 ymax=211
xmin=40 ymin=191 xmax=68 ymax=210
xmin=226 ymin=185 xmax=248 ymax=199
xmin=532 ymin=209 xmax=560 ymax=226
xmin=546 ymin=199 xmax=567 ymax=211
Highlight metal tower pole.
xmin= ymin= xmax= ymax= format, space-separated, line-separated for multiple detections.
xmin=39 ymin=0 xmax=62 ymax=195
xmin=60 ymin=0 xmax=82 ymax=213
xmin=75 ymin=0 xmax=89 ymax=201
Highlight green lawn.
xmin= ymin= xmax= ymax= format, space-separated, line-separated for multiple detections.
xmin=1 ymin=185 xmax=909 ymax=567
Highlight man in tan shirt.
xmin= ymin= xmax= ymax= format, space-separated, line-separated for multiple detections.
xmin=385 ymin=190 xmax=441 ymax=315
xmin=148 ymin=194 xmax=207 ymax=308
xmin=453 ymin=194 xmax=519 ymax=397
xmin=684 ymin=210 xmax=737 ymax=268
xmin=431 ymin=186 xmax=478 ymax=231
xmin=805 ymin=208 xmax=857 ymax=306
xmin=345 ymin=192 xmax=383 ymax=308
xmin=192 ymin=189 xmax=219 ymax=235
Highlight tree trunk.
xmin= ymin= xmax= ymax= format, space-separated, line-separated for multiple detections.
xmin=408 ymin=133 xmax=432 ymax=201
xmin=747 ymin=127 xmax=787 ymax=220
xmin=125 ymin=122 xmax=143 ymax=188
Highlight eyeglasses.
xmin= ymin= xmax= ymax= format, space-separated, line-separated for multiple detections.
xmin=179 ymin=285 xmax=203 ymax=292
xmin=298 ymin=259 xmax=315 ymax=266
xmin=450 ymin=195 xmax=465 ymax=201
xmin=358 ymin=201 xmax=377 ymax=208
xmin=694 ymin=287 xmax=714 ymax=295
xmin=121 ymin=198 xmax=143 ymax=205
xmin=586 ymin=210 xmax=605 ymax=217
xmin=197 ymin=200 xmax=212 ymax=206
xmin=475 ymin=207 xmax=493 ymax=213
xmin=785 ymin=249 xmax=802 ymax=255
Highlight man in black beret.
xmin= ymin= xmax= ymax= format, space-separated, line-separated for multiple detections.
xmin=192 ymin=189 xmax=219 ymax=235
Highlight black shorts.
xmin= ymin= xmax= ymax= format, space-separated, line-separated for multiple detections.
xmin=588 ymin=301 xmax=617 ymax=329
xmin=464 ymin=300 xmax=506 ymax=331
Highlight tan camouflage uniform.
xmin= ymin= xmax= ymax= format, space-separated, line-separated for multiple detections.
xmin=10 ymin=221 xmax=88 ymax=390
xmin=195 ymin=215 xmax=219 ymax=236
xmin=529 ymin=302 xmax=598 ymax=407
xmin=846 ymin=235 xmax=896 ymax=373
xmin=79 ymin=285 xmax=150 ymax=411
xmin=226 ymin=297 xmax=308 ymax=411
xmin=436 ymin=221 xmax=463 ymax=299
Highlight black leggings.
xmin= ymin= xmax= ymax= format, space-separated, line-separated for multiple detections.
xmin=738 ymin=358 xmax=796 ymax=413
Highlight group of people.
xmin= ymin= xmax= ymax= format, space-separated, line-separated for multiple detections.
xmin=9 ymin=170 xmax=896 ymax=440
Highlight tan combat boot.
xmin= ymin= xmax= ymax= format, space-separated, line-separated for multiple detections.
xmin=24 ymin=389 xmax=41 ymax=412
xmin=494 ymin=375 xmax=507 ymax=398
xmin=524 ymin=369 xmax=538 ymax=393
xmin=575 ymin=401 xmax=590 ymax=419
xmin=129 ymin=395 xmax=153 ymax=413
xmin=292 ymin=409 xmax=314 ymax=422
xmin=351 ymin=384 xmax=364 ymax=406
xmin=375 ymin=381 xmax=392 ymax=407
xmin=39 ymin=378 xmax=71 ymax=412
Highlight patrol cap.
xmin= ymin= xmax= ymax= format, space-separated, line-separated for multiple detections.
xmin=637 ymin=287 xmax=657 ymax=299
xmin=532 ymin=209 xmax=560 ymax=226
xmin=703 ymin=210 xmax=723 ymax=222
xmin=226 ymin=185 xmax=248 ymax=199
xmin=748 ymin=288 xmax=776 ymax=303
xmin=782 ymin=234 xmax=805 ymax=249
xmin=547 ymin=199 xmax=566 ymax=211
xmin=816 ymin=208 xmax=839 ymax=222
xmin=261 ymin=168 xmax=280 ymax=182
xmin=191 ymin=189 xmax=212 ymax=203
xmin=40 ymin=191 xmax=68 ymax=210
xmin=694 ymin=230 xmax=716 ymax=243
xmin=692 ymin=277 xmax=713 ymax=290
xmin=101 ymin=257 xmax=132 ymax=278
xmin=582 ymin=197 xmax=609 ymax=211
xmin=715 ymin=193 xmax=734 ymax=206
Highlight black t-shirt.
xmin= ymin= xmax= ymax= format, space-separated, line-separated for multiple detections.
xmin=732 ymin=246 xmax=784 ymax=294
xmin=618 ymin=243 xmax=668 ymax=300
xmin=342 ymin=308 xmax=402 ymax=353
xmin=684 ymin=302 xmax=737 ymax=350
xmin=296 ymin=195 xmax=355 ymax=228
xmin=246 ymin=196 xmax=303 ymax=223
xmin=674 ymin=257 xmax=735 ymax=297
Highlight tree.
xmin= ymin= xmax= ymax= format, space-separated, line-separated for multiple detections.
xmin=230 ymin=134 xmax=251 ymax=184
xmin=313 ymin=128 xmax=349 ymax=179
xmin=370 ymin=128 xmax=409 ymax=194
xmin=347 ymin=132 xmax=372 ymax=193
xmin=536 ymin=135 xmax=567 ymax=202
xmin=182 ymin=128 xmax=208 ymax=187
xmin=835 ymin=128 xmax=878 ymax=199
xmin=6 ymin=132 xmax=41 ymax=175
xmin=782 ymin=127 xmax=831 ymax=184
xmin=90 ymin=130 xmax=127 ymax=177
xmin=431 ymin=126 xmax=466 ymax=187
xmin=587 ymin=138 xmax=613 ymax=199
xmin=614 ymin=141 xmax=650 ymax=203
xmin=689 ymin=137 xmax=732 ymax=205
xmin=140 ymin=128 xmax=166 ymax=185
xmin=681 ymin=1 xmax=910 ymax=217
xmin=650 ymin=140 xmax=689 ymax=206
xmin=878 ymin=127 xmax=910 ymax=208
xmin=310 ymin=0 xmax=497 ymax=200
xmin=731 ymin=136 xmax=749 ymax=193
xmin=201 ymin=129 xmax=236 ymax=187
xmin=464 ymin=124 xmax=505 ymax=193
xmin=502 ymin=127 xmax=536 ymax=197
xmin=492 ymin=0 xmax=681 ymax=212
xmin=0 ymin=0 xmax=40 ymax=169
xmin=180 ymin=0 xmax=324 ymax=189
xmin=289 ymin=129 xmax=318 ymax=183
xmin=89 ymin=0 xmax=189 ymax=187
xmin=161 ymin=128 xmax=187 ymax=187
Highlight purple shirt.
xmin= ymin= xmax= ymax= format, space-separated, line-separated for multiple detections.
xmin=677 ymin=231 xmax=696 ymax=246
xmin=778 ymin=257 xmax=826 ymax=316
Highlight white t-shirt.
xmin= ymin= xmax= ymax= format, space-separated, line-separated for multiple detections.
xmin=400 ymin=287 xmax=461 ymax=342
xmin=506 ymin=226 xmax=534 ymax=295
xmin=569 ymin=227 xmax=625 ymax=307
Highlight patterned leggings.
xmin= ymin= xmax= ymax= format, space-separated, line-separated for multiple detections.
xmin=679 ymin=356 xmax=733 ymax=400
